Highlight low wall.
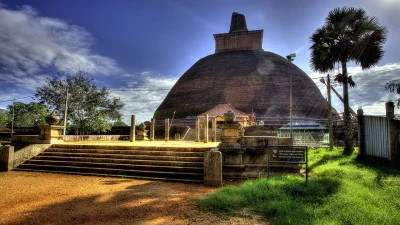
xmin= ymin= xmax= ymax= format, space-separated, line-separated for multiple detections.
xmin=1 ymin=144 xmax=51 ymax=171
xmin=63 ymin=135 xmax=129 ymax=142
xmin=12 ymin=135 xmax=43 ymax=144
xmin=220 ymin=136 xmax=295 ymax=179
xmin=13 ymin=144 xmax=51 ymax=169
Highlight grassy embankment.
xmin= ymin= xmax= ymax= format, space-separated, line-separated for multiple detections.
xmin=196 ymin=148 xmax=400 ymax=225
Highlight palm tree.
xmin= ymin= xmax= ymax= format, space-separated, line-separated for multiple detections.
xmin=310 ymin=7 xmax=387 ymax=155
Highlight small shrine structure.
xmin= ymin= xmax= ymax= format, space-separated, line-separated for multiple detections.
xmin=198 ymin=104 xmax=249 ymax=126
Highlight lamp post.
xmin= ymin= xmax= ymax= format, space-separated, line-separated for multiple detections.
xmin=286 ymin=53 xmax=296 ymax=145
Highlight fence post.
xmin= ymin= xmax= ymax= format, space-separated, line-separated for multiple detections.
xmin=386 ymin=101 xmax=398 ymax=166
xmin=357 ymin=108 xmax=365 ymax=157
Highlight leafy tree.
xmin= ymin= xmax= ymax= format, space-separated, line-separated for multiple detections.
xmin=310 ymin=7 xmax=387 ymax=155
xmin=113 ymin=120 xmax=128 ymax=126
xmin=35 ymin=71 xmax=125 ymax=134
xmin=5 ymin=102 xmax=49 ymax=127
xmin=385 ymin=79 xmax=400 ymax=108
xmin=0 ymin=109 xmax=8 ymax=127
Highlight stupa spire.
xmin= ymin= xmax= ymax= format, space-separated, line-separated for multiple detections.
xmin=213 ymin=12 xmax=263 ymax=53
xmin=229 ymin=12 xmax=248 ymax=33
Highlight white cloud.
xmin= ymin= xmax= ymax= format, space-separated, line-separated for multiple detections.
xmin=309 ymin=63 xmax=400 ymax=116
xmin=110 ymin=72 xmax=178 ymax=124
xmin=0 ymin=4 xmax=119 ymax=80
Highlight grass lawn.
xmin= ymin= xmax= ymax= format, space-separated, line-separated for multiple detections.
xmin=196 ymin=148 xmax=400 ymax=225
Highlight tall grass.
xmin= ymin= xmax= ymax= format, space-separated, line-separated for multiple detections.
xmin=196 ymin=148 xmax=400 ymax=225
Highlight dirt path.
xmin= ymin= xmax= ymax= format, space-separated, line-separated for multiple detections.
xmin=0 ymin=172 xmax=268 ymax=225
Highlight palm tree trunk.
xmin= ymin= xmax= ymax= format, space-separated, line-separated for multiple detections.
xmin=341 ymin=61 xmax=354 ymax=155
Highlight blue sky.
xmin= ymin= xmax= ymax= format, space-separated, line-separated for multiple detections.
xmin=0 ymin=0 xmax=399 ymax=123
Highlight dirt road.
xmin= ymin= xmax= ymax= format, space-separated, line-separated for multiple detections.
xmin=0 ymin=171 xmax=267 ymax=225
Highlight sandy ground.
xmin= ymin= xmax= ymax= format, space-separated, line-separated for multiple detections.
xmin=0 ymin=171 xmax=268 ymax=225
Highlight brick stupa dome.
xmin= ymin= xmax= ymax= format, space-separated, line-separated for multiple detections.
xmin=154 ymin=13 xmax=336 ymax=121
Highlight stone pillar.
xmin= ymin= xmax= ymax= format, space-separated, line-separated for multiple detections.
xmin=165 ymin=118 xmax=169 ymax=142
xmin=195 ymin=118 xmax=200 ymax=142
xmin=212 ymin=117 xmax=217 ymax=142
xmin=204 ymin=148 xmax=222 ymax=187
xmin=357 ymin=108 xmax=365 ymax=157
xmin=130 ymin=115 xmax=135 ymax=142
xmin=150 ymin=118 xmax=155 ymax=141
xmin=386 ymin=101 xmax=395 ymax=119
xmin=204 ymin=114 xmax=209 ymax=143
xmin=39 ymin=125 xmax=64 ymax=144
xmin=0 ymin=145 xmax=14 ymax=171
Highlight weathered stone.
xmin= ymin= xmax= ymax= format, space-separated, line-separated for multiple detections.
xmin=165 ymin=118 xmax=169 ymax=142
xmin=0 ymin=145 xmax=14 ymax=171
xmin=242 ymin=136 xmax=291 ymax=148
xmin=45 ymin=112 xmax=60 ymax=125
xmin=386 ymin=101 xmax=395 ymax=119
xmin=238 ymin=123 xmax=245 ymax=138
xmin=219 ymin=147 xmax=245 ymax=165
xmin=150 ymin=118 xmax=155 ymax=141
xmin=195 ymin=118 xmax=200 ymax=142
xmin=204 ymin=149 xmax=222 ymax=187
xmin=219 ymin=123 xmax=240 ymax=143
xmin=212 ymin=117 xmax=217 ymax=142
xmin=12 ymin=144 xmax=50 ymax=168
xmin=203 ymin=114 xmax=208 ymax=143
xmin=38 ymin=125 xmax=64 ymax=144
xmin=229 ymin=12 xmax=248 ymax=33
xmin=130 ymin=115 xmax=135 ymax=142
xmin=137 ymin=123 xmax=149 ymax=140
xmin=224 ymin=110 xmax=236 ymax=124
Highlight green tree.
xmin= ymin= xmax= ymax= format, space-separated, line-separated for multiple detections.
xmin=385 ymin=79 xmax=400 ymax=108
xmin=0 ymin=109 xmax=8 ymax=127
xmin=113 ymin=120 xmax=128 ymax=126
xmin=35 ymin=71 xmax=125 ymax=134
xmin=310 ymin=7 xmax=387 ymax=155
xmin=6 ymin=102 xmax=49 ymax=127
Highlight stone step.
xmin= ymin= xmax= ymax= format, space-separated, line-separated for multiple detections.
xmin=13 ymin=169 xmax=203 ymax=183
xmin=25 ymin=160 xmax=203 ymax=173
xmin=51 ymin=144 xmax=209 ymax=152
xmin=16 ymin=164 xmax=203 ymax=180
xmin=32 ymin=156 xmax=204 ymax=167
xmin=45 ymin=148 xmax=204 ymax=157
xmin=40 ymin=152 xmax=204 ymax=162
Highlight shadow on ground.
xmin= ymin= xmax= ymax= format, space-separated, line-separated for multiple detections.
xmin=7 ymin=179 xmax=213 ymax=225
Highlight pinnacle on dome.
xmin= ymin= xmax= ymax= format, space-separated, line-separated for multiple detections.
xmin=229 ymin=12 xmax=248 ymax=33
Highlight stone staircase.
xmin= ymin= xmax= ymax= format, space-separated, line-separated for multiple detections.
xmin=14 ymin=144 xmax=209 ymax=183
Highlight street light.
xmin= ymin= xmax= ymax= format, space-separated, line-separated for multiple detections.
xmin=286 ymin=53 xmax=296 ymax=144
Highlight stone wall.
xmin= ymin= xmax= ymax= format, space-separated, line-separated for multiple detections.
xmin=13 ymin=144 xmax=51 ymax=168
xmin=63 ymin=135 xmax=129 ymax=142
